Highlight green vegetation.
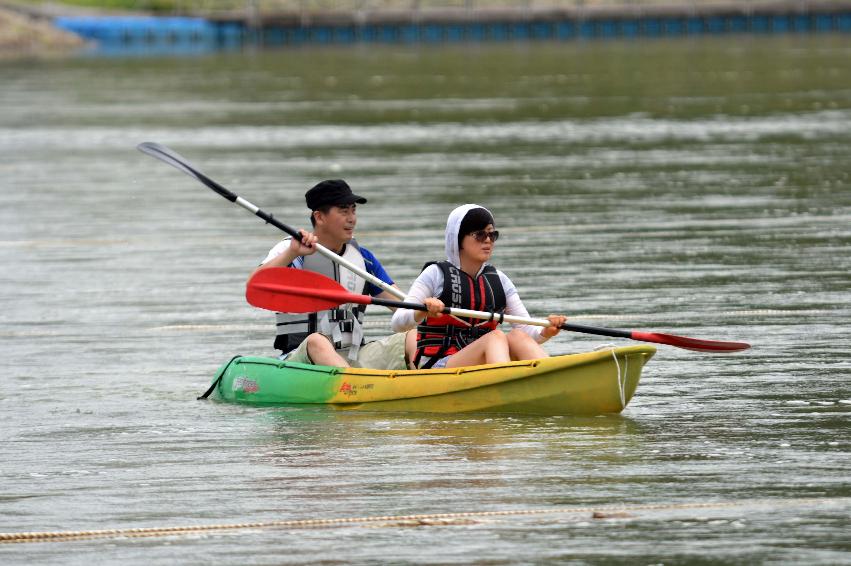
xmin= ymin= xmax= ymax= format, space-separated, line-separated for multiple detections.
xmin=12 ymin=0 xmax=179 ymax=13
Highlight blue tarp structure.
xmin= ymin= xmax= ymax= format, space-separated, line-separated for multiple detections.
xmin=54 ymin=16 xmax=219 ymax=54
xmin=53 ymin=7 xmax=851 ymax=55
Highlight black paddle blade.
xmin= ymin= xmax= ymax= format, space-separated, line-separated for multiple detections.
xmin=136 ymin=142 xmax=237 ymax=202
xmin=137 ymin=142 xmax=200 ymax=179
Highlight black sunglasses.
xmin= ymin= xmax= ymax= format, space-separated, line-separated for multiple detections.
xmin=470 ymin=230 xmax=500 ymax=243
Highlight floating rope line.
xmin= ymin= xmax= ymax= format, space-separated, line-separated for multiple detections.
xmin=1 ymin=497 xmax=844 ymax=545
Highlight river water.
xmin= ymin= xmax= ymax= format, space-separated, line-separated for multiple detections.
xmin=1 ymin=36 xmax=849 ymax=563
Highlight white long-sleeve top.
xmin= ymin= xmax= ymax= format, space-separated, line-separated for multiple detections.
xmin=390 ymin=263 xmax=546 ymax=343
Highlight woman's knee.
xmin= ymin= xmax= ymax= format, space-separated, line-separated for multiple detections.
xmin=486 ymin=328 xmax=508 ymax=342
xmin=506 ymin=327 xmax=548 ymax=359
xmin=479 ymin=328 xmax=509 ymax=354
xmin=507 ymin=328 xmax=533 ymax=343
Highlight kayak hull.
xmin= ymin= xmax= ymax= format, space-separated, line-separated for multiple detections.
xmin=208 ymin=345 xmax=655 ymax=416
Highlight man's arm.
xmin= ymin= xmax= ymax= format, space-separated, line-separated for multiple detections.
xmin=248 ymin=230 xmax=318 ymax=281
xmin=359 ymin=247 xmax=395 ymax=297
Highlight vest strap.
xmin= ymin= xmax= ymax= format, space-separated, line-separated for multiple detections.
xmin=273 ymin=238 xmax=369 ymax=354
xmin=413 ymin=261 xmax=508 ymax=368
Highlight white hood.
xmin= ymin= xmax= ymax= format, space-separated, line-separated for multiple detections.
xmin=444 ymin=203 xmax=494 ymax=269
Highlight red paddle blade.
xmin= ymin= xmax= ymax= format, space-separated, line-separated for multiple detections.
xmin=246 ymin=267 xmax=370 ymax=313
xmin=631 ymin=332 xmax=750 ymax=353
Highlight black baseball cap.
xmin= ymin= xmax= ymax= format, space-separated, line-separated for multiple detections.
xmin=305 ymin=179 xmax=367 ymax=210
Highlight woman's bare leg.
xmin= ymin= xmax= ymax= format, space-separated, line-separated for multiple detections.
xmin=445 ymin=329 xmax=510 ymax=368
xmin=506 ymin=328 xmax=548 ymax=361
xmin=405 ymin=329 xmax=419 ymax=369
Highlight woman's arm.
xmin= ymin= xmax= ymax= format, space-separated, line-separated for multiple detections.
xmin=499 ymin=270 xmax=565 ymax=344
xmin=390 ymin=265 xmax=443 ymax=332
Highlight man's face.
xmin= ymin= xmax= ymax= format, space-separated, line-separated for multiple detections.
xmin=315 ymin=203 xmax=357 ymax=242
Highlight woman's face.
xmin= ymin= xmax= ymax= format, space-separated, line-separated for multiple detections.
xmin=460 ymin=224 xmax=498 ymax=264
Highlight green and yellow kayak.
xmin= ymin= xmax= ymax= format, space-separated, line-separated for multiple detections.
xmin=205 ymin=345 xmax=655 ymax=416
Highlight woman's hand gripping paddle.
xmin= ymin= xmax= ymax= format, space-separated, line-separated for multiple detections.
xmin=247 ymin=268 xmax=751 ymax=353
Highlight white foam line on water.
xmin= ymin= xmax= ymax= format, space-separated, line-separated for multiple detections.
xmin=7 ymin=88 xmax=851 ymax=122
xmin=147 ymin=324 xmax=270 ymax=332
xmin=3 ymin=110 xmax=850 ymax=150
xmin=3 ymin=96 xmax=524 ymax=119
xmin=0 ymin=330 xmax=69 ymax=338
xmin=2 ymin=213 xmax=848 ymax=249
xmin=0 ymin=239 xmax=132 ymax=248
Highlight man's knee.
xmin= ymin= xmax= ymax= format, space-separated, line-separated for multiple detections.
xmin=306 ymin=333 xmax=332 ymax=354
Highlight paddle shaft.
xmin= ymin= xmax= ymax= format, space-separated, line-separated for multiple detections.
xmin=370 ymin=295 xmax=553 ymax=327
xmin=372 ymin=295 xmax=745 ymax=351
xmin=136 ymin=142 xmax=405 ymax=300
xmin=367 ymin=296 xmax=635 ymax=339
xmin=252 ymin=278 xmax=749 ymax=352
xmin=252 ymin=280 xmax=552 ymax=326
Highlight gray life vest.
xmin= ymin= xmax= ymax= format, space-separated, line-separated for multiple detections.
xmin=274 ymin=239 xmax=367 ymax=360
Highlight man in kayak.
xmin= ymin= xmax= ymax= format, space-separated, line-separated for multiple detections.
xmin=250 ymin=179 xmax=408 ymax=369
xmin=391 ymin=204 xmax=567 ymax=369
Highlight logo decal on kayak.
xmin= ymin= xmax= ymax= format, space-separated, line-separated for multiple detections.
xmin=233 ymin=376 xmax=259 ymax=394
xmin=339 ymin=382 xmax=373 ymax=397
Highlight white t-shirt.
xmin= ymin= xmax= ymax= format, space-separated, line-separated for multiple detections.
xmin=261 ymin=239 xmax=305 ymax=268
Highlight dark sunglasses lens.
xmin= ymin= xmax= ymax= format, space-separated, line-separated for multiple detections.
xmin=474 ymin=230 xmax=499 ymax=242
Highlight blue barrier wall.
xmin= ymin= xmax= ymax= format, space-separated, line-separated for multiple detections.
xmin=54 ymin=7 xmax=851 ymax=55
xmin=257 ymin=14 xmax=851 ymax=46
xmin=54 ymin=16 xmax=218 ymax=55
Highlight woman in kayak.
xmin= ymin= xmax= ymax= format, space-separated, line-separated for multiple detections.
xmin=391 ymin=204 xmax=567 ymax=369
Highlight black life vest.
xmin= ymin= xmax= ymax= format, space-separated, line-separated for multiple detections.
xmin=414 ymin=261 xmax=506 ymax=369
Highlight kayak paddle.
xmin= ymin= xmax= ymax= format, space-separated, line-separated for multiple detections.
xmin=247 ymin=267 xmax=751 ymax=353
xmin=138 ymin=142 xmax=751 ymax=354
xmin=136 ymin=141 xmax=404 ymax=300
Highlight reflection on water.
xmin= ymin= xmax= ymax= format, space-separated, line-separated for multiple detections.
xmin=0 ymin=35 xmax=849 ymax=562
xmin=262 ymin=409 xmax=645 ymax=461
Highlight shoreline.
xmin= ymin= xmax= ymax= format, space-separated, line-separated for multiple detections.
xmin=0 ymin=6 xmax=86 ymax=56
xmin=2 ymin=1 xmax=849 ymax=58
